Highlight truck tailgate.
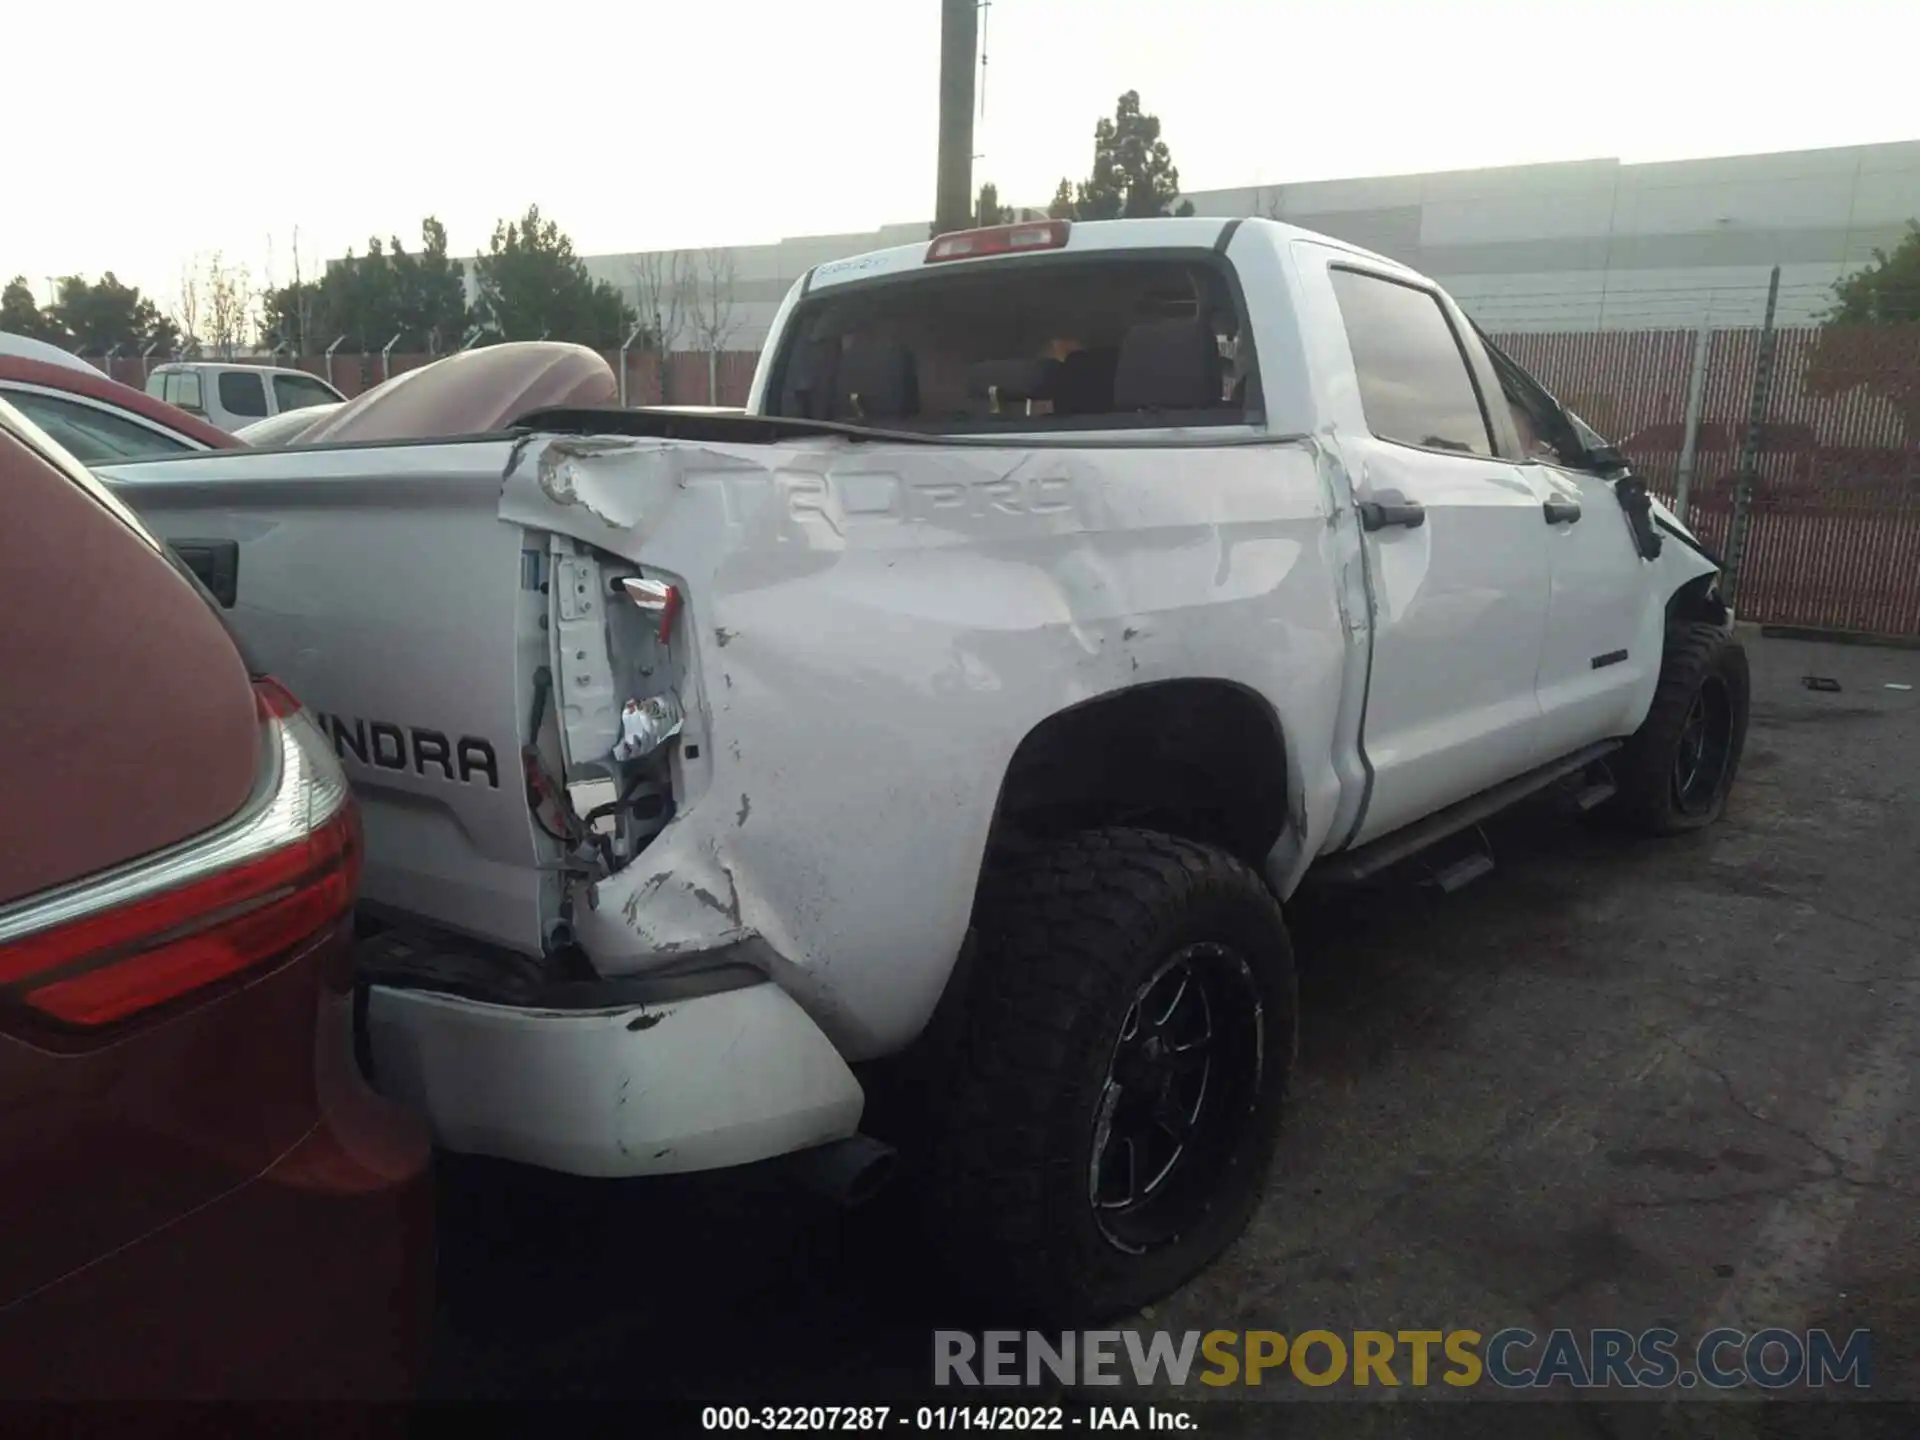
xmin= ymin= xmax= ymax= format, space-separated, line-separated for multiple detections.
xmin=102 ymin=441 xmax=560 ymax=954
xmin=97 ymin=432 xmax=824 ymax=965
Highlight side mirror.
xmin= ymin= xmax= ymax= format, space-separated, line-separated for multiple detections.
xmin=1584 ymin=442 xmax=1629 ymax=475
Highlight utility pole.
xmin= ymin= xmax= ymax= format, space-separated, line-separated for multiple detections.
xmin=933 ymin=0 xmax=979 ymax=236
xmin=1723 ymin=265 xmax=1781 ymax=612
xmin=1671 ymin=320 xmax=1712 ymax=526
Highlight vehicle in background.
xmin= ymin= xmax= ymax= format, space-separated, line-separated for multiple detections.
xmin=235 ymin=403 xmax=342 ymax=447
xmin=0 ymin=330 xmax=102 ymax=375
xmin=0 ymin=354 xmax=240 ymax=465
xmin=146 ymin=361 xmax=346 ymax=434
xmin=0 ymin=395 xmax=433 ymax=1397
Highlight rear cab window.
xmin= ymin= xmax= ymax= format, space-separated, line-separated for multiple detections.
xmin=218 ymin=370 xmax=269 ymax=418
xmin=764 ymin=249 xmax=1261 ymax=434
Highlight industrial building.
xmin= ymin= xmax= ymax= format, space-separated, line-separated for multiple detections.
xmin=576 ymin=140 xmax=1920 ymax=350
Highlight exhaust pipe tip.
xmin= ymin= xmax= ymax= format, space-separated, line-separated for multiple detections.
xmin=786 ymin=1134 xmax=898 ymax=1208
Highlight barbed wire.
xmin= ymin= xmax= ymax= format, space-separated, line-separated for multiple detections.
xmin=1458 ymin=286 xmax=1844 ymax=328
xmin=1451 ymin=282 xmax=1837 ymax=301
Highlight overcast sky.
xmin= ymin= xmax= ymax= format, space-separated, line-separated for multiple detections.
xmin=13 ymin=0 xmax=1914 ymax=312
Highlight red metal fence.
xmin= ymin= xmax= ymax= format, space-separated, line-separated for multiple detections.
xmin=1494 ymin=324 xmax=1920 ymax=639
xmin=93 ymin=324 xmax=1920 ymax=638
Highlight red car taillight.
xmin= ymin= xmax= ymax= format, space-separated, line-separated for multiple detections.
xmin=0 ymin=679 xmax=359 ymax=1031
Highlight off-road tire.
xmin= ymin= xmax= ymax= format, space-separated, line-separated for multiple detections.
xmin=923 ymin=827 xmax=1297 ymax=1323
xmin=1608 ymin=621 xmax=1750 ymax=834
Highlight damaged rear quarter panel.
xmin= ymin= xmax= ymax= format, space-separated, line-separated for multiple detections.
xmin=499 ymin=431 xmax=1349 ymax=1060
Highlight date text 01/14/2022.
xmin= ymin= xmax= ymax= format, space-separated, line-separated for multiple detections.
xmin=699 ymin=1406 xmax=1196 ymax=1431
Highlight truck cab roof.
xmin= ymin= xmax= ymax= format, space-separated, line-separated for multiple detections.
xmin=148 ymin=360 xmax=339 ymax=381
xmin=803 ymin=215 xmax=1411 ymax=294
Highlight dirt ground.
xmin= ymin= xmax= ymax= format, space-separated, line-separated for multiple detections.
xmin=430 ymin=634 xmax=1919 ymax=1430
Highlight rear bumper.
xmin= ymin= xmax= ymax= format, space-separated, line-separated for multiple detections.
xmin=363 ymin=976 xmax=865 ymax=1177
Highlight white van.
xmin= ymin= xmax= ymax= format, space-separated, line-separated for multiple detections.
xmin=146 ymin=362 xmax=346 ymax=434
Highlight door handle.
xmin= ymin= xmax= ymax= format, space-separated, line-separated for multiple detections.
xmin=1359 ymin=498 xmax=1426 ymax=532
xmin=1543 ymin=498 xmax=1583 ymax=525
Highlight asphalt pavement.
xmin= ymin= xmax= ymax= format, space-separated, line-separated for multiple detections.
xmin=429 ymin=635 xmax=1919 ymax=1430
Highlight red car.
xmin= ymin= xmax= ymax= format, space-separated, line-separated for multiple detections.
xmin=0 ymin=350 xmax=240 ymax=465
xmin=0 ymin=395 xmax=434 ymax=1398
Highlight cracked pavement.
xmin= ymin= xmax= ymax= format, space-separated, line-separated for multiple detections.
xmin=430 ymin=635 xmax=1919 ymax=1425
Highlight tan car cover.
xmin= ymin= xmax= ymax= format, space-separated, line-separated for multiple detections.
xmin=297 ymin=342 xmax=618 ymax=445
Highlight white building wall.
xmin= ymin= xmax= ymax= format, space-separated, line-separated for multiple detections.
xmin=525 ymin=141 xmax=1920 ymax=350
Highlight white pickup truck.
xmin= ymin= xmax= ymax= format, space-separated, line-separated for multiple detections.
xmin=101 ymin=216 xmax=1746 ymax=1320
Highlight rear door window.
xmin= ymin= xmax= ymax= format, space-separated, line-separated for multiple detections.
xmin=272 ymin=373 xmax=339 ymax=412
xmin=218 ymin=370 xmax=269 ymax=418
xmin=1328 ymin=268 xmax=1494 ymax=457
xmin=767 ymin=254 xmax=1258 ymax=432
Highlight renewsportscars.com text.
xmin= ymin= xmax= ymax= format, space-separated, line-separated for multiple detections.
xmin=934 ymin=1328 xmax=1873 ymax=1391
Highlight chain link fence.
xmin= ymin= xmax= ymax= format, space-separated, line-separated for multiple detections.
xmin=1494 ymin=320 xmax=1920 ymax=638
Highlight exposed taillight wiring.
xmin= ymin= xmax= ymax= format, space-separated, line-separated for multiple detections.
xmin=519 ymin=665 xmax=591 ymax=854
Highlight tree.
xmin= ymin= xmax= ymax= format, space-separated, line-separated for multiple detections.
xmin=258 ymin=227 xmax=320 ymax=354
xmin=174 ymin=261 xmax=202 ymax=354
xmin=1055 ymin=91 xmax=1195 ymax=221
xmin=975 ymin=182 xmax=1013 ymax=226
xmin=686 ymin=249 xmax=743 ymax=404
xmin=473 ymin=204 xmax=633 ymax=349
xmin=1046 ymin=179 xmax=1077 ymax=222
xmin=262 ymin=238 xmax=395 ymax=354
xmin=260 ymin=280 xmax=319 ymax=353
xmin=391 ymin=218 xmax=470 ymax=354
xmin=1806 ymin=221 xmax=1920 ymax=446
xmin=332 ymin=237 xmax=402 ymax=351
xmin=260 ymin=217 xmax=470 ymax=356
xmin=630 ymin=250 xmax=690 ymax=403
xmin=50 ymin=272 xmax=178 ymax=357
xmin=1825 ymin=221 xmax=1920 ymax=325
xmin=205 ymin=252 xmax=254 ymax=358
xmin=2 ymin=276 xmax=67 ymax=342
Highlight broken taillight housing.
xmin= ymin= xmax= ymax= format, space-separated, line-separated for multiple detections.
xmin=0 ymin=680 xmax=359 ymax=1031
xmin=620 ymin=575 xmax=681 ymax=644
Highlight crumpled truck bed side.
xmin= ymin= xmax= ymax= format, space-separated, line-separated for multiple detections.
xmin=501 ymin=431 xmax=1352 ymax=1060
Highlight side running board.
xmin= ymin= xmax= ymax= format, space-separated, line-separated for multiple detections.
xmin=1309 ymin=740 xmax=1621 ymax=889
